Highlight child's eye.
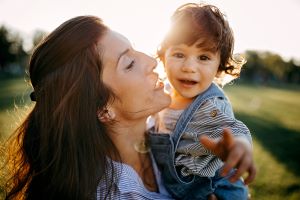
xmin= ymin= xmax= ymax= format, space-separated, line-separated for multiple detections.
xmin=173 ymin=53 xmax=185 ymax=58
xmin=198 ymin=55 xmax=210 ymax=61
xmin=125 ymin=60 xmax=135 ymax=70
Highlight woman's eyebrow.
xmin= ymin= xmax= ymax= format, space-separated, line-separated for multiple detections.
xmin=117 ymin=48 xmax=130 ymax=63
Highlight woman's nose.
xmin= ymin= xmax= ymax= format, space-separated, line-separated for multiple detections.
xmin=145 ymin=54 xmax=158 ymax=72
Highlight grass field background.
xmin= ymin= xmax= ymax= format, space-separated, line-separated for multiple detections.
xmin=0 ymin=77 xmax=300 ymax=199
xmin=225 ymin=83 xmax=300 ymax=200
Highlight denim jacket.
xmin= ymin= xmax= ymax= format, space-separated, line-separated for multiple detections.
xmin=148 ymin=83 xmax=251 ymax=199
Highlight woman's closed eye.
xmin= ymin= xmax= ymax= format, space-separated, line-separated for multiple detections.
xmin=125 ymin=60 xmax=135 ymax=71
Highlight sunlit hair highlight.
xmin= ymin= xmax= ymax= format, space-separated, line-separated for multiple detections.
xmin=157 ymin=3 xmax=246 ymax=85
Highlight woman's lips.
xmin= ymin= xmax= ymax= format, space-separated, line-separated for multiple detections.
xmin=154 ymin=79 xmax=164 ymax=90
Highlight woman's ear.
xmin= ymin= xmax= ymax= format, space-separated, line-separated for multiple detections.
xmin=97 ymin=108 xmax=115 ymax=123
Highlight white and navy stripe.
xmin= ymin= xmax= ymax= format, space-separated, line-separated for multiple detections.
xmin=158 ymin=96 xmax=252 ymax=177
xmin=96 ymin=157 xmax=173 ymax=199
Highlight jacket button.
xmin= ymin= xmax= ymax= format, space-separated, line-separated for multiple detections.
xmin=210 ymin=110 xmax=218 ymax=117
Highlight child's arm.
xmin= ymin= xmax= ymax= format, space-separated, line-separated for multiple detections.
xmin=199 ymin=128 xmax=256 ymax=185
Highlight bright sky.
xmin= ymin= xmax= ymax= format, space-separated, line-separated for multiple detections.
xmin=1 ymin=0 xmax=300 ymax=61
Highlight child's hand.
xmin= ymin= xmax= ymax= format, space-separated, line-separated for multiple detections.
xmin=199 ymin=128 xmax=256 ymax=185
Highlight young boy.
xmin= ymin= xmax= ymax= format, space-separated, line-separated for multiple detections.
xmin=149 ymin=3 xmax=255 ymax=200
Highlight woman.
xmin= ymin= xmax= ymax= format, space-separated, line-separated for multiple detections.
xmin=4 ymin=16 xmax=250 ymax=199
xmin=5 ymin=15 xmax=171 ymax=200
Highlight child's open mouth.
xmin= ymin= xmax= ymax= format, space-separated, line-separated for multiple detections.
xmin=179 ymin=79 xmax=198 ymax=86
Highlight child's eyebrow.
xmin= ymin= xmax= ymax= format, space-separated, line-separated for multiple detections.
xmin=169 ymin=46 xmax=185 ymax=51
xmin=197 ymin=49 xmax=210 ymax=53
xmin=196 ymin=47 xmax=215 ymax=54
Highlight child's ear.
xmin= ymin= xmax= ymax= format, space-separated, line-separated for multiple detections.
xmin=216 ymin=70 xmax=222 ymax=78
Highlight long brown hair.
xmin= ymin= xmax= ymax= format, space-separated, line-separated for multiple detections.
xmin=5 ymin=16 xmax=118 ymax=199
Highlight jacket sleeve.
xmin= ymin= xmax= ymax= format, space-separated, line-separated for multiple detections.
xmin=214 ymin=96 xmax=251 ymax=144
xmin=177 ymin=96 xmax=252 ymax=157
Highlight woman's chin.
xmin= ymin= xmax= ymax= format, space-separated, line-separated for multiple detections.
xmin=155 ymin=93 xmax=171 ymax=112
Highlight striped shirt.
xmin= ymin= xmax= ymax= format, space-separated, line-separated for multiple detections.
xmin=158 ymin=96 xmax=252 ymax=177
xmin=96 ymin=155 xmax=173 ymax=199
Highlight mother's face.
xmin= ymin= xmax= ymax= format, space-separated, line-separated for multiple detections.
xmin=99 ymin=30 xmax=171 ymax=122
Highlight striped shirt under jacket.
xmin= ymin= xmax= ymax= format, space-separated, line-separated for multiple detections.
xmin=158 ymin=96 xmax=252 ymax=177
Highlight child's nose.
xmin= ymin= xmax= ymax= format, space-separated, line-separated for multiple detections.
xmin=181 ymin=58 xmax=197 ymax=73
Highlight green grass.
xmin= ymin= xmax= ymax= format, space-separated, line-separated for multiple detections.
xmin=0 ymin=77 xmax=300 ymax=199
xmin=0 ymin=77 xmax=32 ymax=199
xmin=0 ymin=77 xmax=32 ymax=140
xmin=224 ymin=83 xmax=300 ymax=200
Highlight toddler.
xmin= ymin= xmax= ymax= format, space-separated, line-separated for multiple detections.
xmin=149 ymin=3 xmax=255 ymax=200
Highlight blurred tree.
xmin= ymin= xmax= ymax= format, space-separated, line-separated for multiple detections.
xmin=261 ymin=52 xmax=288 ymax=82
xmin=286 ymin=59 xmax=300 ymax=84
xmin=32 ymin=29 xmax=47 ymax=50
xmin=242 ymin=50 xmax=300 ymax=85
xmin=0 ymin=25 xmax=28 ymax=75
xmin=0 ymin=26 xmax=14 ymax=69
xmin=8 ymin=32 xmax=28 ymax=66
xmin=243 ymin=51 xmax=270 ymax=84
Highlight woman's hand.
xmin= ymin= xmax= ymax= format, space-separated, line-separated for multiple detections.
xmin=199 ymin=128 xmax=256 ymax=185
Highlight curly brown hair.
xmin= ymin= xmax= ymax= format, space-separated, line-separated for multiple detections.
xmin=157 ymin=3 xmax=245 ymax=78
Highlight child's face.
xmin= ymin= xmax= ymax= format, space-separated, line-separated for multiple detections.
xmin=164 ymin=42 xmax=220 ymax=100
